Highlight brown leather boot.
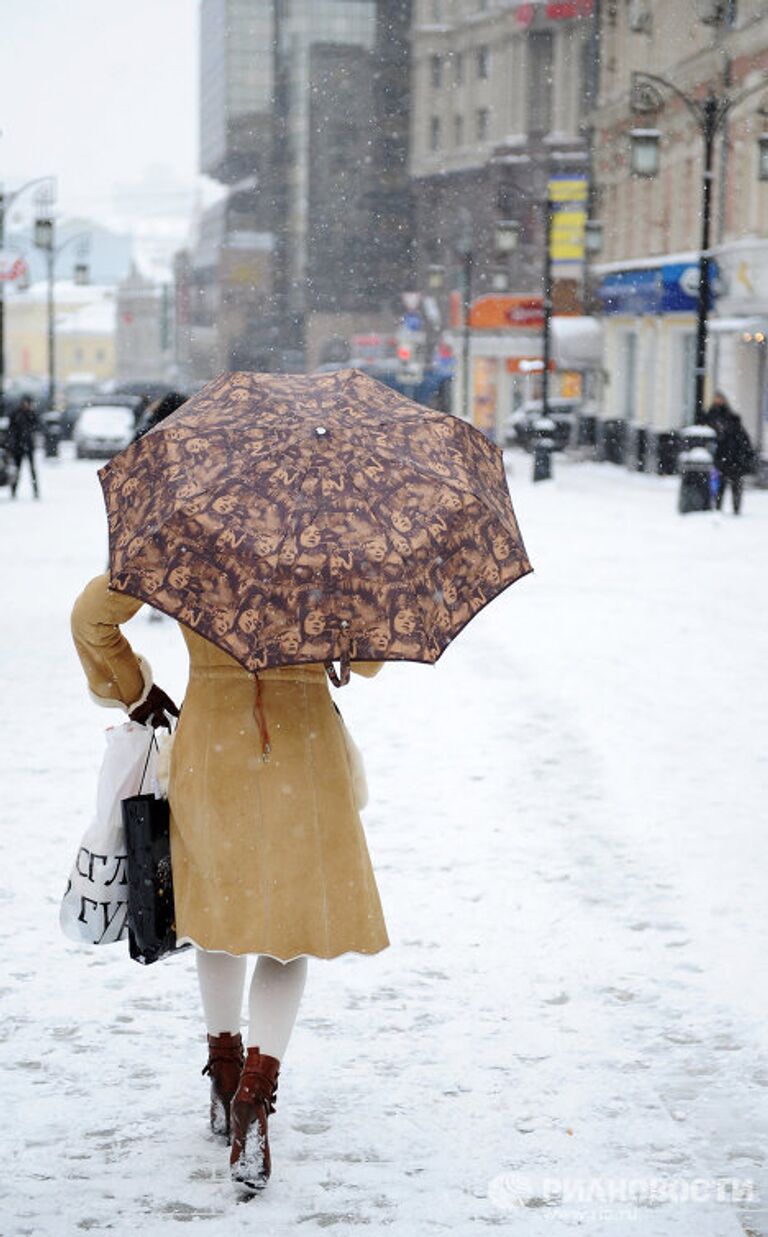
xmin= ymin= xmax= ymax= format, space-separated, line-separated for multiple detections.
xmin=229 ymin=1046 xmax=280 ymax=1192
xmin=202 ymin=1032 xmax=244 ymax=1140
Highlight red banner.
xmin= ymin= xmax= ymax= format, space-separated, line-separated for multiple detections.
xmin=546 ymin=0 xmax=594 ymax=17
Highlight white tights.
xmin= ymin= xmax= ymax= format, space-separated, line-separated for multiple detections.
xmin=196 ymin=949 xmax=307 ymax=1061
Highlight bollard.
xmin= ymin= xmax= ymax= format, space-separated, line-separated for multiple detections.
xmin=533 ymin=436 xmax=554 ymax=482
xmin=678 ymin=447 xmax=715 ymax=514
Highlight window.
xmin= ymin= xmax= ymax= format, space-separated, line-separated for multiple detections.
xmin=454 ymin=51 xmax=464 ymax=85
xmin=430 ymin=115 xmax=441 ymax=151
xmin=477 ymin=45 xmax=490 ymax=79
xmin=454 ymin=114 xmax=464 ymax=146
xmin=476 ymin=107 xmax=490 ymax=140
xmin=527 ymin=31 xmax=553 ymax=133
xmin=677 ymin=333 xmax=697 ymax=424
xmin=619 ymin=332 xmax=637 ymax=421
xmin=430 ymin=54 xmax=442 ymax=88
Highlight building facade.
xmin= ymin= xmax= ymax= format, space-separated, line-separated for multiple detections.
xmin=409 ymin=0 xmax=597 ymax=432
xmin=590 ymin=0 xmax=768 ymax=465
xmin=5 ymin=282 xmax=116 ymax=390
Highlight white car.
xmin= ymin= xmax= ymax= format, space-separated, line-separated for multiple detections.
xmin=74 ymin=404 xmax=135 ymax=459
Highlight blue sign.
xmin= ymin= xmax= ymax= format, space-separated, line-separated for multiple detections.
xmin=598 ymin=259 xmax=719 ymax=316
xmin=402 ymin=312 xmax=423 ymax=331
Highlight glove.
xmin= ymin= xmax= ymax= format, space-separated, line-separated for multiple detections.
xmin=130 ymin=684 xmax=180 ymax=730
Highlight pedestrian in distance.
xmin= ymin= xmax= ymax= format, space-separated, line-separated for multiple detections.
xmin=8 ymin=394 xmax=41 ymax=499
xmin=704 ymin=391 xmax=755 ymax=514
xmin=70 ymin=575 xmax=388 ymax=1195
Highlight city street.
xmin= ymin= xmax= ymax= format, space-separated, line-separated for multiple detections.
xmin=1 ymin=446 xmax=766 ymax=1236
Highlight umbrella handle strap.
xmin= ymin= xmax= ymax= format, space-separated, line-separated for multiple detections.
xmin=252 ymin=674 xmax=271 ymax=759
xmin=325 ymin=625 xmax=351 ymax=688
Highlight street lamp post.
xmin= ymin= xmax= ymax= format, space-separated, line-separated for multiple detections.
xmin=631 ymin=70 xmax=768 ymax=424
xmin=541 ymin=194 xmax=554 ymax=423
xmin=458 ymin=245 xmax=473 ymax=422
xmin=33 ymin=223 xmax=91 ymax=413
xmin=34 ymin=216 xmax=55 ymax=412
xmin=0 ymin=177 xmax=55 ymax=407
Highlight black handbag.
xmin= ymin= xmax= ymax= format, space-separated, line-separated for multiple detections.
xmin=122 ymin=733 xmax=190 ymax=966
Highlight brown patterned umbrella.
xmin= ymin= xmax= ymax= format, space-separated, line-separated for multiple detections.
xmin=100 ymin=369 xmax=532 ymax=684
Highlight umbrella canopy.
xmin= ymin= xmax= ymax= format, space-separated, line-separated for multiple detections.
xmin=100 ymin=369 xmax=532 ymax=682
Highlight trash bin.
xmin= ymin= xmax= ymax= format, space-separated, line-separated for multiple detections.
xmin=576 ymin=414 xmax=597 ymax=448
xmin=654 ymin=431 xmax=681 ymax=475
xmin=679 ymin=423 xmax=717 ymax=456
xmin=678 ymin=447 xmax=715 ymax=514
xmin=630 ymin=426 xmax=649 ymax=472
xmin=532 ymin=417 xmax=555 ymax=482
xmin=598 ymin=419 xmax=626 ymax=465
xmin=41 ymin=412 xmax=61 ymax=458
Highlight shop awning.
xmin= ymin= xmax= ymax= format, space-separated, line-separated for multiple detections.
xmin=551 ymin=316 xmax=603 ymax=369
xmin=708 ymin=316 xmax=768 ymax=334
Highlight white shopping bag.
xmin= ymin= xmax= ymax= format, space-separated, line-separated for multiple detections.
xmin=60 ymin=722 xmax=157 ymax=945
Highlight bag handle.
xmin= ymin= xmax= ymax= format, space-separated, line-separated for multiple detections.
xmin=138 ymin=731 xmax=159 ymax=795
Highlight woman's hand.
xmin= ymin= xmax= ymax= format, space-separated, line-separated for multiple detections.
xmin=130 ymin=684 xmax=180 ymax=730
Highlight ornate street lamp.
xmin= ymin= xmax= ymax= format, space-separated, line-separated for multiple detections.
xmin=631 ymin=70 xmax=768 ymax=422
xmin=584 ymin=218 xmax=604 ymax=256
xmin=494 ymin=219 xmax=520 ymax=256
xmin=33 ymin=216 xmax=54 ymax=251
xmin=629 ymin=128 xmax=661 ymax=177
xmin=426 ymin=263 xmax=445 ymax=291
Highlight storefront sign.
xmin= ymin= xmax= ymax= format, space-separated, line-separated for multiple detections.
xmin=546 ymin=0 xmax=594 ymax=17
xmin=0 ymin=252 xmax=27 ymax=282
xmin=598 ymin=260 xmax=720 ymax=316
xmin=548 ymin=177 xmax=587 ymax=263
xmin=469 ymin=295 xmax=545 ymax=330
xmin=516 ymin=0 xmax=593 ymax=18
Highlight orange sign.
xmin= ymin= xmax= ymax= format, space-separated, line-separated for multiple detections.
xmin=468 ymin=295 xmax=545 ymax=330
xmin=504 ymin=357 xmax=555 ymax=374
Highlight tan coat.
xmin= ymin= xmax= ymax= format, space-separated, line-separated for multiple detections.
xmin=71 ymin=574 xmax=389 ymax=960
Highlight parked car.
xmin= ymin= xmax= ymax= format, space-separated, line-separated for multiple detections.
xmin=60 ymin=373 xmax=99 ymax=438
xmin=503 ymin=397 xmax=582 ymax=450
xmin=73 ymin=404 xmax=136 ymax=459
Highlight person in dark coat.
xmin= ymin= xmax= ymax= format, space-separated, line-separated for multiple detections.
xmin=705 ymin=392 xmax=754 ymax=514
xmin=8 ymin=395 xmax=41 ymax=499
xmin=132 ymin=390 xmax=188 ymax=442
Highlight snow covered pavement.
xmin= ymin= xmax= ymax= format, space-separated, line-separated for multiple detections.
xmin=1 ymin=446 xmax=766 ymax=1236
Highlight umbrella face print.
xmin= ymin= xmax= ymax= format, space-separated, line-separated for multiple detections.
xmin=100 ymin=369 xmax=532 ymax=683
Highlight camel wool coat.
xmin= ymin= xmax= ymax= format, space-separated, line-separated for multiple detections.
xmin=71 ymin=573 xmax=389 ymax=960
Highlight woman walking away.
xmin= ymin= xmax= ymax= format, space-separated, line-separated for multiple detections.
xmin=71 ymin=574 xmax=388 ymax=1192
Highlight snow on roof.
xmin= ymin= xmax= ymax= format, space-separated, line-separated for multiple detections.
xmin=14 ymin=280 xmax=116 ymax=306
xmin=57 ymin=300 xmax=116 ymax=336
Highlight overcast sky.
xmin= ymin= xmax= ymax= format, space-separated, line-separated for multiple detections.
xmin=0 ymin=0 xmax=200 ymax=225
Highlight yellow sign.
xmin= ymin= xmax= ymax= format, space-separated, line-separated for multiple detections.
xmin=548 ymin=176 xmax=587 ymax=262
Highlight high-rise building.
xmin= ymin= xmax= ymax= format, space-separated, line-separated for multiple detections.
xmin=182 ymin=0 xmax=413 ymax=380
